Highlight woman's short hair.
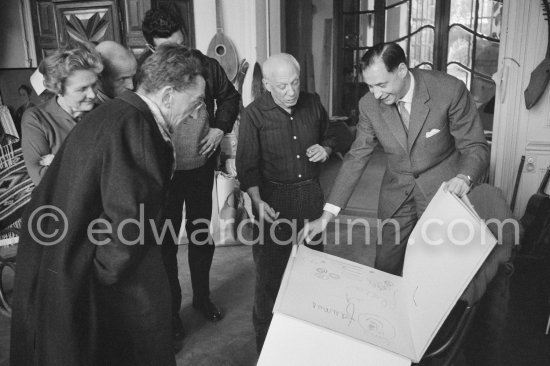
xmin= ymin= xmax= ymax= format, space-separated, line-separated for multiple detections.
xmin=136 ymin=44 xmax=202 ymax=94
xmin=142 ymin=8 xmax=183 ymax=47
xmin=39 ymin=46 xmax=103 ymax=95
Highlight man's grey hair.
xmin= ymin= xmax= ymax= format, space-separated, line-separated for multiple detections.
xmin=136 ymin=44 xmax=202 ymax=93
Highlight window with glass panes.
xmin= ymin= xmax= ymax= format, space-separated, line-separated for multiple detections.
xmin=335 ymin=0 xmax=502 ymax=133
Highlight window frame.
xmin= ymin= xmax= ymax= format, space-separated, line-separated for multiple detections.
xmin=333 ymin=0 xmax=502 ymax=116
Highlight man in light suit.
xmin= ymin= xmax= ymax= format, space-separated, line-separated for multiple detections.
xmin=299 ymin=42 xmax=489 ymax=275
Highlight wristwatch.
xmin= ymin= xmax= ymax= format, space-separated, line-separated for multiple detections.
xmin=457 ymin=174 xmax=473 ymax=187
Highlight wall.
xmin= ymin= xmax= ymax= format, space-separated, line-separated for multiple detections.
xmin=192 ymin=0 xmax=280 ymax=106
xmin=267 ymin=0 xmax=282 ymax=57
xmin=0 ymin=69 xmax=41 ymax=112
xmin=0 ymin=0 xmax=30 ymax=68
xmin=193 ymin=0 xmax=275 ymax=68
xmin=491 ymin=0 xmax=550 ymax=216
xmin=312 ymin=0 xmax=333 ymax=114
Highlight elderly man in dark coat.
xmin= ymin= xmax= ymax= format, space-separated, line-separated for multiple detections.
xmin=10 ymin=44 xmax=206 ymax=366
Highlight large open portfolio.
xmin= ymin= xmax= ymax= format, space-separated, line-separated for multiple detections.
xmin=258 ymin=184 xmax=497 ymax=365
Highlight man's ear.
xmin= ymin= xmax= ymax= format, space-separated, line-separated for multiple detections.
xmin=398 ymin=62 xmax=408 ymax=78
xmin=262 ymin=78 xmax=271 ymax=92
xmin=160 ymin=86 xmax=173 ymax=108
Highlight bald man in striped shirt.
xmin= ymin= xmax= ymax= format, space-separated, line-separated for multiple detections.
xmin=236 ymin=53 xmax=336 ymax=352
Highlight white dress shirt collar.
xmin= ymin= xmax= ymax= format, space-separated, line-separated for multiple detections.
xmin=398 ymin=71 xmax=415 ymax=114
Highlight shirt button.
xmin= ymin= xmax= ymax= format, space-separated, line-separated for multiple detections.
xmin=293 ymin=136 xmax=297 ymax=140
xmin=297 ymin=155 xmax=300 ymax=159
xmin=290 ymin=117 xmax=294 ymax=120
xmin=298 ymin=174 xmax=302 ymax=178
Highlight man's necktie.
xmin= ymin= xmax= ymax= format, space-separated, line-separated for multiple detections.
xmin=397 ymin=101 xmax=410 ymax=131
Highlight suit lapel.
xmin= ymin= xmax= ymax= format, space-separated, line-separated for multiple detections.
xmin=381 ymin=102 xmax=408 ymax=152
xmin=407 ymin=70 xmax=430 ymax=151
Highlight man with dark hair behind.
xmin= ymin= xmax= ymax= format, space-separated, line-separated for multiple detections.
xmin=139 ymin=7 xmax=240 ymax=344
xmin=301 ymin=42 xmax=489 ymax=276
xmin=10 ymin=44 xmax=205 ymax=366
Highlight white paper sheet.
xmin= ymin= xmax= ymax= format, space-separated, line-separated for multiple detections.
xmin=258 ymin=314 xmax=411 ymax=366
xmin=274 ymin=248 xmax=416 ymax=359
xmin=402 ymin=187 xmax=497 ymax=357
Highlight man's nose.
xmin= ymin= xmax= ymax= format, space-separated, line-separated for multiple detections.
xmin=87 ymin=87 xmax=97 ymax=99
xmin=372 ymin=87 xmax=382 ymax=100
xmin=124 ymin=78 xmax=134 ymax=91
xmin=287 ymin=86 xmax=297 ymax=97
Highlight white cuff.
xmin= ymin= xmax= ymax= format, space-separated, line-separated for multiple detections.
xmin=323 ymin=203 xmax=341 ymax=216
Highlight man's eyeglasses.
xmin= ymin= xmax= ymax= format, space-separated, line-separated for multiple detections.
xmin=190 ymin=100 xmax=206 ymax=118
xmin=179 ymin=88 xmax=207 ymax=119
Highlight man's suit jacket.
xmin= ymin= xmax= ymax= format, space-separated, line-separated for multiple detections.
xmin=328 ymin=69 xmax=489 ymax=219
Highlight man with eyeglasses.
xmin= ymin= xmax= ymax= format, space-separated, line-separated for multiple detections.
xmin=139 ymin=7 xmax=240 ymax=350
xmin=236 ymin=53 xmax=336 ymax=353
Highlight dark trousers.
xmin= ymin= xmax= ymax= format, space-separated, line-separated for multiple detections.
xmin=253 ymin=179 xmax=325 ymax=353
xmin=161 ymin=159 xmax=216 ymax=319
xmin=377 ymin=183 xmax=429 ymax=276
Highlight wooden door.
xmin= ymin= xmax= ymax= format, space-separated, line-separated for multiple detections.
xmin=31 ymin=1 xmax=58 ymax=59
xmin=30 ymin=0 xmax=123 ymax=61
xmin=30 ymin=0 xmax=194 ymax=61
xmin=123 ymin=0 xmax=151 ymax=55
xmin=55 ymin=1 xmax=122 ymax=46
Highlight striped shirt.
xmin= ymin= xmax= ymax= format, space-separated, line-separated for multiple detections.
xmin=236 ymin=91 xmax=336 ymax=191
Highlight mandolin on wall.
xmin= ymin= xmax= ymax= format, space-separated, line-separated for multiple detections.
xmin=207 ymin=0 xmax=239 ymax=82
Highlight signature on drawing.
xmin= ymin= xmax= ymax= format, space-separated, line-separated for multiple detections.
xmin=345 ymin=294 xmax=397 ymax=342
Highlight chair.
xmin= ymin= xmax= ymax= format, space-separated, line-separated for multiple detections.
xmin=328 ymin=117 xmax=355 ymax=159
xmin=0 ymin=233 xmax=17 ymax=317
xmin=414 ymin=300 xmax=479 ymax=366
xmin=0 ymin=140 xmax=31 ymax=318
xmin=415 ymin=184 xmax=518 ymax=365
xmin=0 ymin=256 xmax=15 ymax=317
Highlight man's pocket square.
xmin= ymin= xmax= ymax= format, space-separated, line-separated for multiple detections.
xmin=425 ymin=129 xmax=440 ymax=138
